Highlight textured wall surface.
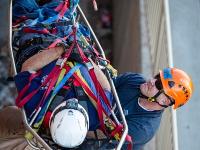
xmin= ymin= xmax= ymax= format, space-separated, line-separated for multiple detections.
xmin=169 ymin=0 xmax=200 ymax=149
xmin=141 ymin=1 xmax=176 ymax=149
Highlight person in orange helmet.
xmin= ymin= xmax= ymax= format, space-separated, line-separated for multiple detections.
xmin=160 ymin=68 xmax=193 ymax=108
xmin=0 ymin=48 xmax=193 ymax=150
xmin=112 ymin=67 xmax=193 ymax=150
xmin=0 ymin=36 xmax=194 ymax=150
xmin=138 ymin=68 xmax=193 ymax=110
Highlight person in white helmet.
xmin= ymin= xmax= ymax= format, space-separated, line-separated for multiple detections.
xmin=0 ymin=45 xmax=111 ymax=149
xmin=49 ymin=98 xmax=89 ymax=148
xmin=0 ymin=46 xmax=65 ymax=150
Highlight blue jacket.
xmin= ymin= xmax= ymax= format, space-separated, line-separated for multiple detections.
xmin=113 ymin=73 xmax=163 ymax=150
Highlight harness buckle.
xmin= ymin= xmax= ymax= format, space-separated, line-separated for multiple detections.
xmin=147 ymin=97 xmax=155 ymax=102
xmin=85 ymin=62 xmax=93 ymax=70
xmin=56 ymin=58 xmax=67 ymax=68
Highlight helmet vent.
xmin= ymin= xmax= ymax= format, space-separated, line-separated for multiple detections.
xmin=168 ymin=81 xmax=175 ymax=88
xmin=68 ymin=110 xmax=73 ymax=115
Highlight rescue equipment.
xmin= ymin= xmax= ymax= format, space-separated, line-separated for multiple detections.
xmin=11 ymin=0 xmax=132 ymax=149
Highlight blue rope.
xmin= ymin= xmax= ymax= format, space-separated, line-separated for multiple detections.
xmin=53 ymin=63 xmax=83 ymax=95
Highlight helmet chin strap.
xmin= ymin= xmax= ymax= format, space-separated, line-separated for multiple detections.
xmin=139 ymin=90 xmax=169 ymax=108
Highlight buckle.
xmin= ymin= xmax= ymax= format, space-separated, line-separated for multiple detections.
xmin=148 ymin=97 xmax=155 ymax=102
xmin=85 ymin=62 xmax=93 ymax=70
xmin=56 ymin=58 xmax=67 ymax=68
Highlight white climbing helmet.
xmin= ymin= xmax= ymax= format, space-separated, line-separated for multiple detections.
xmin=49 ymin=98 xmax=89 ymax=148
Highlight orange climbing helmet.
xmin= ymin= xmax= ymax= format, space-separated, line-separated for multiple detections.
xmin=160 ymin=68 xmax=193 ymax=109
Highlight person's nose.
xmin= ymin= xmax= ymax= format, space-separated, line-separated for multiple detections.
xmin=148 ymin=79 xmax=156 ymax=86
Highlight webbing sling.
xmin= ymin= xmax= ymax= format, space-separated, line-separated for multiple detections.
xmin=24 ymin=66 xmax=67 ymax=140
xmin=75 ymin=36 xmax=113 ymax=112
xmin=71 ymin=63 xmax=133 ymax=150
xmin=25 ymin=62 xmax=82 ymax=140
xmin=41 ymin=0 xmax=77 ymax=24
xmin=53 ymin=64 xmax=82 ymax=94
xmin=68 ymin=38 xmax=133 ymax=149
xmin=64 ymin=28 xmax=114 ymax=128
xmin=55 ymin=0 xmax=70 ymax=19
xmin=16 ymin=27 xmax=76 ymax=108
xmin=71 ymin=39 xmax=118 ymax=136
xmin=16 ymin=65 xmax=61 ymax=108
xmin=16 ymin=27 xmax=77 ymax=110
xmin=68 ymin=62 xmax=122 ymax=138
xmin=32 ymin=63 xmax=82 ymax=129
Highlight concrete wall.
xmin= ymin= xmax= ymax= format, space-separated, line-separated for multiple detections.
xmin=169 ymin=0 xmax=200 ymax=149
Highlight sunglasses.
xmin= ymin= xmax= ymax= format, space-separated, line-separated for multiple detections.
xmin=155 ymin=78 xmax=176 ymax=90
xmin=155 ymin=78 xmax=163 ymax=90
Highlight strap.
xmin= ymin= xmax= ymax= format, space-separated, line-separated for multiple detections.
xmin=73 ymin=39 xmax=115 ymax=127
xmin=13 ymin=16 xmax=28 ymax=27
xmin=23 ymin=27 xmax=50 ymax=34
xmin=140 ymin=90 xmax=169 ymax=108
xmin=106 ymin=64 xmax=118 ymax=77
xmin=72 ymin=35 xmax=112 ymax=110
xmin=34 ymin=66 xmax=67 ymax=112
xmin=17 ymin=25 xmax=76 ymax=108
xmin=53 ymin=63 xmax=82 ymax=95
xmin=41 ymin=0 xmax=71 ymax=24
xmin=36 ymin=67 xmax=62 ymax=108
xmin=68 ymin=62 xmax=119 ymax=137
xmin=48 ymin=35 xmax=69 ymax=49
xmin=87 ymin=67 xmax=112 ymax=109
xmin=73 ymin=38 xmax=113 ymax=113
xmin=32 ymin=63 xmax=82 ymax=130
xmin=16 ymin=66 xmax=61 ymax=108
xmin=76 ymin=39 xmax=89 ymax=63
xmin=15 ymin=70 xmax=41 ymax=105
xmin=125 ymin=135 xmax=133 ymax=150
xmin=57 ymin=0 xmax=70 ymax=19
xmin=71 ymin=69 xmax=107 ymax=133
xmin=82 ymin=62 xmax=133 ymax=146
xmin=16 ymin=34 xmax=76 ymax=108
xmin=25 ymin=65 xmax=69 ymax=139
